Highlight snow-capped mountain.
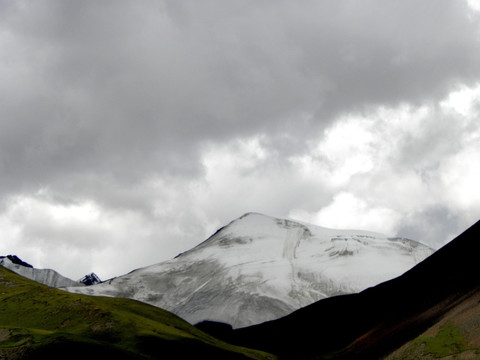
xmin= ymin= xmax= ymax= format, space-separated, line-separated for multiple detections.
xmin=66 ymin=213 xmax=434 ymax=328
xmin=0 ymin=255 xmax=82 ymax=288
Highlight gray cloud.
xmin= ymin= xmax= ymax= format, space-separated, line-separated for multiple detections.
xmin=396 ymin=206 xmax=462 ymax=249
xmin=0 ymin=0 xmax=480 ymax=278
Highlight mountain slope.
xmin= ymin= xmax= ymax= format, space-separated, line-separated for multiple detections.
xmin=0 ymin=255 xmax=81 ymax=288
xmin=66 ymin=212 xmax=433 ymax=328
xmin=217 ymin=219 xmax=480 ymax=359
xmin=384 ymin=286 xmax=480 ymax=359
xmin=0 ymin=265 xmax=274 ymax=360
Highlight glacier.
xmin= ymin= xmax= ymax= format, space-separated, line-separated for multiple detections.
xmin=0 ymin=255 xmax=82 ymax=288
xmin=65 ymin=213 xmax=434 ymax=328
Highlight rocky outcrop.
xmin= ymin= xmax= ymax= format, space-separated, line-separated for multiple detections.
xmin=79 ymin=273 xmax=102 ymax=286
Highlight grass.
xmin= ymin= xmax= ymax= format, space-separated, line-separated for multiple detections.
xmin=0 ymin=266 xmax=275 ymax=359
xmin=413 ymin=323 xmax=467 ymax=358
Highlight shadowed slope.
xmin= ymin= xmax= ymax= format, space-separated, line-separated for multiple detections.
xmin=384 ymin=287 xmax=480 ymax=359
xmin=215 ymin=220 xmax=480 ymax=359
xmin=0 ymin=266 xmax=275 ymax=360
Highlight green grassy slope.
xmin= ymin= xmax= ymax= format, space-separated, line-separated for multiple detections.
xmin=0 ymin=266 xmax=275 ymax=360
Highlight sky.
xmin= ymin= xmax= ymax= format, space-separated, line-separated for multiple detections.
xmin=1 ymin=0 xmax=480 ymax=280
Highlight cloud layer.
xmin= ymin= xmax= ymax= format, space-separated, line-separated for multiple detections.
xmin=1 ymin=0 xmax=479 ymax=279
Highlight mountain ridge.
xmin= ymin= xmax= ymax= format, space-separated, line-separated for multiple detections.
xmin=213 ymin=218 xmax=480 ymax=359
xmin=0 ymin=255 xmax=82 ymax=288
xmin=66 ymin=212 xmax=433 ymax=328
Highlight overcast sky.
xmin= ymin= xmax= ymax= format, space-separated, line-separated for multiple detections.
xmin=1 ymin=0 xmax=480 ymax=280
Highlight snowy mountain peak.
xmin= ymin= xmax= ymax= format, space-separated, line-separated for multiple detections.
xmin=228 ymin=212 xmax=308 ymax=231
xmin=67 ymin=213 xmax=435 ymax=328
xmin=0 ymin=255 xmax=33 ymax=268
xmin=187 ymin=212 xmax=311 ymax=254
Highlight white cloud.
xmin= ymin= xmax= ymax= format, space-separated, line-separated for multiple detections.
xmin=300 ymin=118 xmax=376 ymax=186
xmin=440 ymin=143 xmax=480 ymax=220
xmin=440 ymin=83 xmax=480 ymax=116
xmin=288 ymin=86 xmax=480 ymax=247
xmin=0 ymin=192 xmax=161 ymax=279
xmin=290 ymin=192 xmax=402 ymax=235
xmin=467 ymin=0 xmax=480 ymax=12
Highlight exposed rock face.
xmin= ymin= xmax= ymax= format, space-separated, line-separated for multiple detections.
xmin=79 ymin=273 xmax=102 ymax=286
xmin=4 ymin=255 xmax=33 ymax=268
xmin=66 ymin=213 xmax=434 ymax=328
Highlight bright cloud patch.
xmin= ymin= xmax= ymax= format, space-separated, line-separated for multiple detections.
xmin=297 ymin=118 xmax=375 ymax=186
xmin=0 ymin=192 xmax=158 ymax=279
xmin=290 ymin=192 xmax=402 ymax=235
xmin=440 ymin=145 xmax=480 ymax=220
xmin=440 ymin=83 xmax=480 ymax=116
xmin=287 ymin=87 xmax=480 ymax=248
xmin=467 ymin=0 xmax=480 ymax=12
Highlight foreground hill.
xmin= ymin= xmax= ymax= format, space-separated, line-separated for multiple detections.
xmin=67 ymin=213 xmax=433 ymax=328
xmin=210 ymin=219 xmax=480 ymax=359
xmin=0 ymin=266 xmax=274 ymax=360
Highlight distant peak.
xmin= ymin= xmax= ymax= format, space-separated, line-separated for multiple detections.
xmin=234 ymin=212 xmax=297 ymax=226
xmin=0 ymin=255 xmax=33 ymax=268
xmin=227 ymin=212 xmax=279 ymax=227
xmin=79 ymin=273 xmax=102 ymax=286
xmin=238 ymin=212 xmax=266 ymax=219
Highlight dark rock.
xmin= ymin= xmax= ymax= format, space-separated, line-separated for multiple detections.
xmin=5 ymin=255 xmax=33 ymax=268
xmin=79 ymin=273 xmax=101 ymax=286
